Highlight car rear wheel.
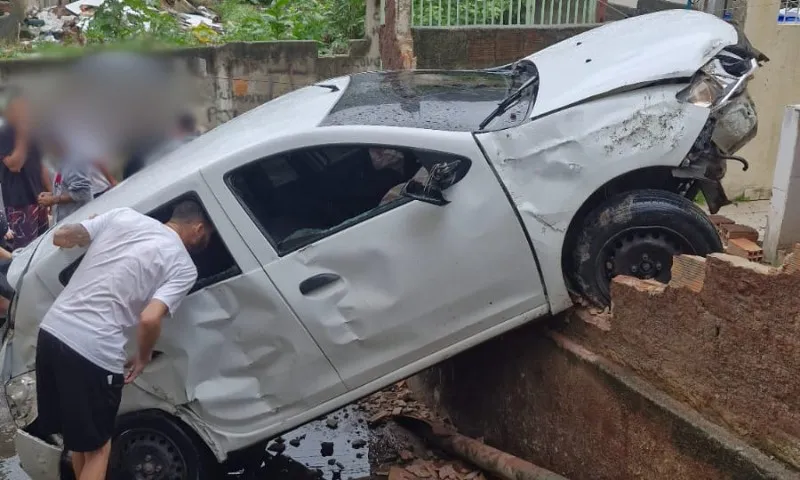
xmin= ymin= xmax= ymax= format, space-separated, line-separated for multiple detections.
xmin=569 ymin=189 xmax=722 ymax=307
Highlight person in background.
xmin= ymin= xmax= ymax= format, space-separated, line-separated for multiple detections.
xmin=123 ymin=112 xmax=199 ymax=178
xmin=36 ymin=135 xmax=93 ymax=225
xmin=0 ymin=90 xmax=51 ymax=250
xmin=90 ymin=161 xmax=117 ymax=199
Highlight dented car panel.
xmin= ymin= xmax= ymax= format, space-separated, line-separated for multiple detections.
xmin=475 ymin=85 xmax=710 ymax=311
xmin=201 ymin=125 xmax=547 ymax=390
xmin=524 ymin=10 xmax=737 ymax=118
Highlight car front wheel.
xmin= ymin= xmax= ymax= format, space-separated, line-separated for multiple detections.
xmin=569 ymin=189 xmax=723 ymax=307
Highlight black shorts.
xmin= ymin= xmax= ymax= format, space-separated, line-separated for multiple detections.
xmin=35 ymin=329 xmax=124 ymax=452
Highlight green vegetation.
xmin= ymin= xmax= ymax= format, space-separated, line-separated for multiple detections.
xmin=694 ymin=191 xmax=706 ymax=206
xmin=3 ymin=0 xmax=365 ymax=58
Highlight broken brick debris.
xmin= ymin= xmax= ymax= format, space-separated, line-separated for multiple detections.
xmin=719 ymin=223 xmax=759 ymax=244
xmin=782 ymin=244 xmax=800 ymax=274
xmin=708 ymin=214 xmax=735 ymax=226
xmin=725 ymin=237 xmax=763 ymax=263
xmin=668 ymin=255 xmax=706 ymax=293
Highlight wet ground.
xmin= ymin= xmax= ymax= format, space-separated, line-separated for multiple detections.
xmin=0 ymin=403 xmax=372 ymax=480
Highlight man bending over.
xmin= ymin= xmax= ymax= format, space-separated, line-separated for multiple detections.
xmin=35 ymin=201 xmax=212 ymax=480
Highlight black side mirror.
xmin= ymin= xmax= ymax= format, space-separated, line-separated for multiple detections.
xmin=401 ymin=179 xmax=449 ymax=206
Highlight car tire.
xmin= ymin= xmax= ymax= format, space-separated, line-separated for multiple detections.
xmin=569 ymin=189 xmax=722 ymax=307
xmin=107 ymin=410 xmax=219 ymax=480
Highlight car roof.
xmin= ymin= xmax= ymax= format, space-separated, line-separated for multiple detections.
xmin=320 ymin=71 xmax=514 ymax=132
xmin=108 ymin=70 xmax=512 ymax=206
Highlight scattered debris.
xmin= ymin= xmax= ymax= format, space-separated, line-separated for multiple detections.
xmin=395 ymin=415 xmax=569 ymax=480
xmin=289 ymin=434 xmax=305 ymax=447
xmin=320 ymin=441 xmax=334 ymax=457
xmin=351 ymin=438 xmax=366 ymax=449
xmin=326 ymin=417 xmax=339 ymax=429
xmin=267 ymin=441 xmax=286 ymax=454
xmin=21 ymin=0 xmax=223 ymax=47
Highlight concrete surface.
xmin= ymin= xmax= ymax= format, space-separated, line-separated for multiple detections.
xmin=730 ymin=0 xmax=800 ymax=199
xmin=764 ymin=106 xmax=800 ymax=262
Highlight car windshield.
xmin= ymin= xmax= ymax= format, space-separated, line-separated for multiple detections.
xmin=320 ymin=70 xmax=537 ymax=132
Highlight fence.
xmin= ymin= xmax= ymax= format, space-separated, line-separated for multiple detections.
xmin=411 ymin=0 xmax=600 ymax=26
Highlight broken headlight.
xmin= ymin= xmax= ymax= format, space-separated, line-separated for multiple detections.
xmin=5 ymin=371 xmax=37 ymax=428
xmin=678 ymin=57 xmax=758 ymax=112
xmin=677 ymin=75 xmax=723 ymax=108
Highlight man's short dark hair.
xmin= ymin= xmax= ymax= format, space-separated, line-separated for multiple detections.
xmin=177 ymin=112 xmax=196 ymax=134
xmin=170 ymin=200 xmax=210 ymax=227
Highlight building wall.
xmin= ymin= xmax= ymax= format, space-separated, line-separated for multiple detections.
xmin=730 ymin=0 xmax=800 ymax=199
xmin=412 ymin=25 xmax=595 ymax=69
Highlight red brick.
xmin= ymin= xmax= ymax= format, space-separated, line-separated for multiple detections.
xmin=719 ymin=223 xmax=759 ymax=244
xmin=669 ymin=255 xmax=706 ymax=293
xmin=725 ymin=238 xmax=764 ymax=263
xmin=708 ymin=214 xmax=734 ymax=227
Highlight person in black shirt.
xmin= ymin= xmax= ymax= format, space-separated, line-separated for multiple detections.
xmin=0 ymin=90 xmax=50 ymax=250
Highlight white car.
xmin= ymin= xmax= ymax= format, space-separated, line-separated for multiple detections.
xmin=1 ymin=10 xmax=765 ymax=480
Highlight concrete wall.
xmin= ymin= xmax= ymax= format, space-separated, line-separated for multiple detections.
xmin=730 ymin=0 xmax=800 ymax=199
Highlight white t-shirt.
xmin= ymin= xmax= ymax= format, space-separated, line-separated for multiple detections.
xmin=40 ymin=207 xmax=198 ymax=374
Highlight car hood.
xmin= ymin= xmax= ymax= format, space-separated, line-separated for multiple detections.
xmin=524 ymin=10 xmax=739 ymax=117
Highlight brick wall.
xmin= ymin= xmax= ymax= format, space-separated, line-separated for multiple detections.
xmin=412 ymin=25 xmax=596 ymax=69
xmin=567 ymin=251 xmax=800 ymax=471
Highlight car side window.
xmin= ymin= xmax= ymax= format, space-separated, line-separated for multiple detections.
xmin=226 ymin=144 xmax=464 ymax=255
xmin=59 ymin=193 xmax=241 ymax=293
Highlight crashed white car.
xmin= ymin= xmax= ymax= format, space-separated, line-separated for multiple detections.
xmin=1 ymin=10 xmax=765 ymax=479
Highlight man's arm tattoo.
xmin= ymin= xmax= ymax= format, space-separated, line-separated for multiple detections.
xmin=53 ymin=224 xmax=91 ymax=248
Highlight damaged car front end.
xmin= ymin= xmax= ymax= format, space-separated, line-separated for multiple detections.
xmin=674 ymin=30 xmax=768 ymax=213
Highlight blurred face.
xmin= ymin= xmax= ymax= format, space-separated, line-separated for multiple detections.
xmin=184 ymin=222 xmax=212 ymax=253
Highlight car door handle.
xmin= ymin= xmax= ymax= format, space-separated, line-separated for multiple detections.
xmin=299 ymin=273 xmax=341 ymax=295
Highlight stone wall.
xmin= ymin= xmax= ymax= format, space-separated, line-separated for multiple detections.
xmin=412 ymin=25 xmax=596 ymax=69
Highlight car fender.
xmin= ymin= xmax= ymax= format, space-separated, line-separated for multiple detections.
xmin=475 ymin=84 xmax=710 ymax=312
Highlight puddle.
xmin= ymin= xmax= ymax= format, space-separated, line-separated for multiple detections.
xmin=0 ymin=404 xmax=371 ymax=480
xmin=264 ymin=405 xmax=371 ymax=480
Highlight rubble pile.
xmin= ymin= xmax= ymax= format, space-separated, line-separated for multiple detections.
xmin=20 ymin=0 xmax=222 ymax=46
xmin=358 ymin=382 xmax=490 ymax=480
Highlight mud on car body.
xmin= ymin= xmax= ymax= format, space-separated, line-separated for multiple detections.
xmin=0 ymin=10 xmax=765 ymax=480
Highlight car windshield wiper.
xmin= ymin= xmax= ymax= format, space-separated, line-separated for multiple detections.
xmin=478 ymin=74 xmax=539 ymax=131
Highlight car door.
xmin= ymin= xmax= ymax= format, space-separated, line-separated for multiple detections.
xmin=204 ymin=126 xmax=548 ymax=389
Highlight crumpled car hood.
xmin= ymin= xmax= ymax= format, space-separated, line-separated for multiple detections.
xmin=524 ymin=10 xmax=738 ymax=117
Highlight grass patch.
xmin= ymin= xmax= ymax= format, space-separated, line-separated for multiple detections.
xmin=693 ymin=191 xmax=706 ymax=206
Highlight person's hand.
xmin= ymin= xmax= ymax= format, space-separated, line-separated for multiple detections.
xmin=124 ymin=354 xmax=151 ymax=384
xmin=37 ymin=192 xmax=55 ymax=207
xmin=3 ymin=150 xmax=24 ymax=172
xmin=4 ymin=230 xmax=14 ymax=241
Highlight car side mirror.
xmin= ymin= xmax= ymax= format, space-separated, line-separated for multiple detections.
xmin=401 ymin=179 xmax=449 ymax=206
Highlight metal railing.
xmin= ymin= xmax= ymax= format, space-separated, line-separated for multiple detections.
xmin=411 ymin=0 xmax=599 ymax=26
